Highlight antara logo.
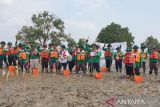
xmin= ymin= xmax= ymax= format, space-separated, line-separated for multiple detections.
xmin=105 ymin=97 xmax=145 ymax=106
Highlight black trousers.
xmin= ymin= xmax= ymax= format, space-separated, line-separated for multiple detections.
xmin=68 ymin=60 xmax=75 ymax=71
xmin=8 ymin=56 xmax=16 ymax=66
xmin=125 ymin=64 xmax=134 ymax=77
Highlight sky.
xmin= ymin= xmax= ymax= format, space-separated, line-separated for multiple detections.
xmin=0 ymin=0 xmax=160 ymax=45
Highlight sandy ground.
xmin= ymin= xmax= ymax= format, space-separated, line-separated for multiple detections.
xmin=0 ymin=59 xmax=160 ymax=107
xmin=0 ymin=68 xmax=160 ymax=107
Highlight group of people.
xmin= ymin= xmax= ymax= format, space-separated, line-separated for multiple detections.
xmin=0 ymin=40 xmax=160 ymax=80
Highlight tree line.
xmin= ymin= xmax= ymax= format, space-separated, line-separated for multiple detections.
xmin=16 ymin=11 xmax=160 ymax=49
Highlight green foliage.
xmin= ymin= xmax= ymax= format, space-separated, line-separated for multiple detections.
xmin=78 ymin=38 xmax=87 ymax=47
xmin=17 ymin=11 xmax=72 ymax=46
xmin=141 ymin=35 xmax=160 ymax=49
xmin=96 ymin=22 xmax=134 ymax=47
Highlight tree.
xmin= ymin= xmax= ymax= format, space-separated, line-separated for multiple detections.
xmin=96 ymin=22 xmax=134 ymax=47
xmin=141 ymin=35 xmax=160 ymax=49
xmin=16 ymin=11 xmax=73 ymax=46
xmin=78 ymin=38 xmax=87 ymax=47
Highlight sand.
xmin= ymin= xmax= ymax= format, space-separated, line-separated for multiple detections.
xmin=0 ymin=69 xmax=160 ymax=107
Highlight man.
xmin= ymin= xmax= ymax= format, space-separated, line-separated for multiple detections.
xmin=18 ymin=43 xmax=28 ymax=73
xmin=29 ymin=44 xmax=39 ymax=72
xmin=140 ymin=46 xmax=147 ymax=74
xmin=67 ymin=43 xmax=78 ymax=72
xmin=86 ymin=43 xmax=101 ymax=75
xmin=6 ymin=42 xmax=16 ymax=66
xmin=114 ymin=47 xmax=123 ymax=72
xmin=123 ymin=47 xmax=134 ymax=79
xmin=76 ymin=46 xmax=87 ymax=74
xmin=49 ymin=43 xmax=59 ymax=73
xmin=59 ymin=45 xmax=69 ymax=71
xmin=149 ymin=47 xmax=159 ymax=78
xmin=133 ymin=45 xmax=142 ymax=76
xmin=103 ymin=44 xmax=113 ymax=72
xmin=40 ymin=45 xmax=49 ymax=73
xmin=0 ymin=41 xmax=8 ymax=67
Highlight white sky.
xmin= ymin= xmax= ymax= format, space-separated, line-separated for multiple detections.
xmin=0 ymin=0 xmax=160 ymax=45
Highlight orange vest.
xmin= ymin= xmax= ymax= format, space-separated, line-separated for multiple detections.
xmin=15 ymin=47 xmax=19 ymax=54
xmin=41 ymin=51 xmax=49 ymax=59
xmin=0 ymin=49 xmax=3 ymax=55
xmin=133 ymin=51 xmax=140 ymax=62
xmin=50 ymin=51 xmax=58 ymax=58
xmin=142 ymin=53 xmax=147 ymax=59
xmin=77 ymin=54 xmax=85 ymax=61
xmin=7 ymin=48 xmax=15 ymax=55
xmin=104 ymin=51 xmax=112 ymax=57
xmin=149 ymin=52 xmax=158 ymax=59
xmin=124 ymin=52 xmax=134 ymax=64
xmin=19 ymin=52 xmax=26 ymax=59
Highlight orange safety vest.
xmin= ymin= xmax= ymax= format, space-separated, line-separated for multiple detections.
xmin=41 ymin=51 xmax=49 ymax=59
xmin=15 ymin=47 xmax=19 ymax=54
xmin=7 ymin=48 xmax=15 ymax=55
xmin=142 ymin=53 xmax=147 ymax=59
xmin=124 ymin=52 xmax=134 ymax=64
xmin=77 ymin=54 xmax=85 ymax=61
xmin=0 ymin=49 xmax=3 ymax=55
xmin=19 ymin=52 xmax=26 ymax=59
xmin=104 ymin=51 xmax=112 ymax=57
xmin=149 ymin=52 xmax=158 ymax=59
xmin=133 ymin=52 xmax=141 ymax=62
xmin=50 ymin=51 xmax=58 ymax=58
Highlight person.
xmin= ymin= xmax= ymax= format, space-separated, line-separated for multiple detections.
xmin=18 ymin=43 xmax=28 ymax=73
xmin=40 ymin=45 xmax=49 ymax=73
xmin=86 ymin=43 xmax=101 ymax=75
xmin=103 ymin=44 xmax=113 ymax=72
xmin=140 ymin=46 xmax=147 ymax=74
xmin=49 ymin=43 xmax=59 ymax=73
xmin=123 ymin=47 xmax=134 ymax=79
xmin=114 ymin=47 xmax=123 ymax=72
xmin=76 ymin=46 xmax=87 ymax=74
xmin=29 ymin=44 xmax=39 ymax=72
xmin=133 ymin=45 xmax=142 ymax=76
xmin=0 ymin=41 xmax=8 ymax=67
xmin=6 ymin=42 xmax=16 ymax=67
xmin=149 ymin=47 xmax=159 ymax=78
xmin=0 ymin=44 xmax=4 ymax=72
xmin=59 ymin=45 xmax=69 ymax=71
xmin=67 ymin=43 xmax=78 ymax=72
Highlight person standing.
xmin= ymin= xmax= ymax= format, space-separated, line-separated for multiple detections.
xmin=49 ymin=43 xmax=59 ymax=73
xmin=123 ymin=47 xmax=134 ymax=79
xmin=140 ymin=46 xmax=147 ymax=74
xmin=40 ymin=45 xmax=49 ymax=73
xmin=133 ymin=45 xmax=142 ymax=76
xmin=103 ymin=44 xmax=113 ymax=72
xmin=76 ymin=46 xmax=87 ymax=74
xmin=149 ymin=47 xmax=159 ymax=78
xmin=59 ymin=45 xmax=69 ymax=71
xmin=114 ymin=47 xmax=123 ymax=72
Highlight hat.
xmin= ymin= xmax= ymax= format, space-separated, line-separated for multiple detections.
xmin=91 ymin=43 xmax=97 ymax=47
xmin=61 ymin=45 xmax=66 ymax=49
xmin=107 ymin=44 xmax=112 ymax=47
xmin=116 ymin=47 xmax=120 ymax=50
xmin=48 ymin=43 xmax=53 ymax=46
xmin=126 ymin=47 xmax=131 ymax=51
xmin=133 ymin=45 xmax=139 ymax=49
xmin=1 ymin=41 xmax=6 ymax=45
xmin=7 ymin=42 xmax=12 ymax=46
xmin=141 ymin=45 xmax=146 ymax=49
